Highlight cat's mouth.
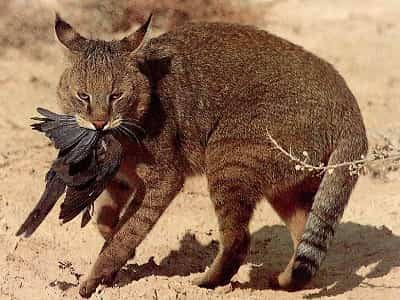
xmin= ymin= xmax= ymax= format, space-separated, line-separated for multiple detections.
xmin=75 ymin=115 xmax=145 ymax=143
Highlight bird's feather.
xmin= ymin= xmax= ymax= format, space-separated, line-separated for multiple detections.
xmin=16 ymin=108 xmax=123 ymax=237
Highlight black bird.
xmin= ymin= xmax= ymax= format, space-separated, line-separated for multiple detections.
xmin=16 ymin=108 xmax=123 ymax=237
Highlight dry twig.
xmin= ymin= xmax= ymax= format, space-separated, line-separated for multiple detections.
xmin=266 ymin=129 xmax=400 ymax=176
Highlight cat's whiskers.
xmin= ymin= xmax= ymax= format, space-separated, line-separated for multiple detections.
xmin=119 ymin=124 xmax=140 ymax=144
xmin=75 ymin=115 xmax=96 ymax=130
xmin=120 ymin=119 xmax=146 ymax=133
xmin=110 ymin=118 xmax=141 ymax=144
xmin=108 ymin=118 xmax=123 ymax=129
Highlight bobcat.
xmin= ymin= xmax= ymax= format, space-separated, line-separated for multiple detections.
xmin=54 ymin=14 xmax=368 ymax=298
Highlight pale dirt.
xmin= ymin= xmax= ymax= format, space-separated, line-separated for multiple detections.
xmin=1 ymin=1 xmax=400 ymax=299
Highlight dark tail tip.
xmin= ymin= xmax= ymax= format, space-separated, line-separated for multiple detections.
xmin=290 ymin=259 xmax=314 ymax=290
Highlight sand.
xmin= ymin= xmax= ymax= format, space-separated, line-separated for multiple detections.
xmin=1 ymin=0 xmax=400 ymax=299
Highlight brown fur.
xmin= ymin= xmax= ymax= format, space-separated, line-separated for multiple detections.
xmin=54 ymin=15 xmax=368 ymax=298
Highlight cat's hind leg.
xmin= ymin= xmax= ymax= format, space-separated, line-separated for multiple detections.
xmin=195 ymin=177 xmax=260 ymax=288
xmin=268 ymin=192 xmax=313 ymax=289
xmin=195 ymin=144 xmax=262 ymax=288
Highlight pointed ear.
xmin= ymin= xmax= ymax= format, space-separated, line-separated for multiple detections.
xmin=55 ymin=13 xmax=87 ymax=52
xmin=120 ymin=14 xmax=153 ymax=53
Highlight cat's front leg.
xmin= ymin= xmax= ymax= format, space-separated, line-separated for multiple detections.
xmin=79 ymin=163 xmax=184 ymax=298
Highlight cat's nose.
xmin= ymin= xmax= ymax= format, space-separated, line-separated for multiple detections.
xmin=92 ymin=120 xmax=108 ymax=130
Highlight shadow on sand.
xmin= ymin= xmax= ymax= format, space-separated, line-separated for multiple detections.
xmin=116 ymin=222 xmax=400 ymax=298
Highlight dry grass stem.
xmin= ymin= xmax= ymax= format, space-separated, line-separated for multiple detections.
xmin=266 ymin=129 xmax=400 ymax=176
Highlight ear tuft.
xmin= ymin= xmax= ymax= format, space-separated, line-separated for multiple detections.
xmin=121 ymin=13 xmax=154 ymax=53
xmin=55 ymin=13 xmax=87 ymax=52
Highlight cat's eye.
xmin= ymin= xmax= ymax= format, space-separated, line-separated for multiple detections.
xmin=109 ymin=92 xmax=123 ymax=103
xmin=76 ymin=92 xmax=91 ymax=103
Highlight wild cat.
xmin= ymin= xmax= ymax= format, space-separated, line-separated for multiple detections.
xmin=53 ymin=14 xmax=368 ymax=298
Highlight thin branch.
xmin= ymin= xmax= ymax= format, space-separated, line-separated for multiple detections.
xmin=266 ymin=129 xmax=400 ymax=176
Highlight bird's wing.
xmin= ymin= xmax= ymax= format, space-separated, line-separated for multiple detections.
xmin=15 ymin=169 xmax=66 ymax=237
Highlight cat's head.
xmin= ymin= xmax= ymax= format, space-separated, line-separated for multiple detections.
xmin=55 ymin=14 xmax=155 ymax=133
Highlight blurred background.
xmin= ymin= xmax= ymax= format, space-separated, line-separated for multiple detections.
xmin=1 ymin=1 xmax=400 ymax=300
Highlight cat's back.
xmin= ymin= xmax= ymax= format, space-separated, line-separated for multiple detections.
xmin=147 ymin=22 xmax=366 ymax=153
xmin=150 ymin=22 xmax=360 ymax=118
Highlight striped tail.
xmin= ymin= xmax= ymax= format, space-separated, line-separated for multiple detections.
xmin=291 ymin=136 xmax=367 ymax=289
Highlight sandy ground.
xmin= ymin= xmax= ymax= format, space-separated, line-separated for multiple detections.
xmin=1 ymin=0 xmax=400 ymax=299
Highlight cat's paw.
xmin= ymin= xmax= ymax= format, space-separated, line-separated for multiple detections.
xmin=192 ymin=273 xmax=230 ymax=289
xmin=78 ymin=272 xmax=117 ymax=298
xmin=79 ymin=277 xmax=101 ymax=298
xmin=268 ymin=262 xmax=312 ymax=292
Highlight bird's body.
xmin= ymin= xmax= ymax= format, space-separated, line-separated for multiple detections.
xmin=16 ymin=108 xmax=123 ymax=236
